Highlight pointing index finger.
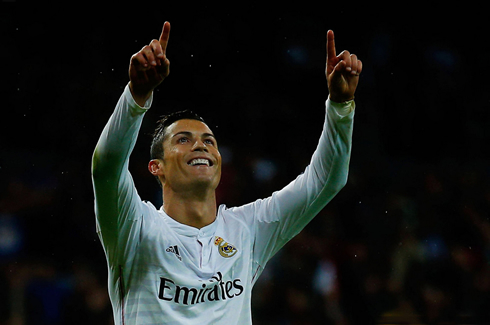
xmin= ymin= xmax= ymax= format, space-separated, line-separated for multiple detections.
xmin=159 ymin=21 xmax=171 ymax=54
xmin=327 ymin=30 xmax=336 ymax=61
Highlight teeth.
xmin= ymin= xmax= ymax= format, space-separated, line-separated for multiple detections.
xmin=189 ymin=158 xmax=210 ymax=166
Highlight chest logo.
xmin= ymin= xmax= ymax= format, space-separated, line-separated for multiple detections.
xmin=214 ymin=236 xmax=238 ymax=258
xmin=166 ymin=245 xmax=182 ymax=261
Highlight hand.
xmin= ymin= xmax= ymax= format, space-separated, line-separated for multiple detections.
xmin=325 ymin=30 xmax=362 ymax=103
xmin=129 ymin=21 xmax=171 ymax=106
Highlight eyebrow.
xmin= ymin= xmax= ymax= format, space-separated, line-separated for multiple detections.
xmin=172 ymin=131 xmax=216 ymax=139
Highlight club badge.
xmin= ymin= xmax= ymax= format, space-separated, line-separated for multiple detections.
xmin=214 ymin=236 xmax=238 ymax=258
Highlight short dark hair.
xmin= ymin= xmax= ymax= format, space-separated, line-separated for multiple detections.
xmin=150 ymin=110 xmax=207 ymax=160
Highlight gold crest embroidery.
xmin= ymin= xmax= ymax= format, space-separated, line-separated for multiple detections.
xmin=214 ymin=236 xmax=238 ymax=258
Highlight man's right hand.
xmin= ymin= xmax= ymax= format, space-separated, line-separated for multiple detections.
xmin=129 ymin=21 xmax=171 ymax=106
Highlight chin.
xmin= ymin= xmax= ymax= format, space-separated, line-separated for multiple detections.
xmin=191 ymin=175 xmax=221 ymax=191
xmin=188 ymin=168 xmax=220 ymax=187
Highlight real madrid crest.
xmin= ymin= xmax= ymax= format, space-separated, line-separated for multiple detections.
xmin=214 ymin=236 xmax=238 ymax=258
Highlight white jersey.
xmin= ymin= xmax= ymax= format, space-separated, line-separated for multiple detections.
xmin=91 ymin=84 xmax=355 ymax=324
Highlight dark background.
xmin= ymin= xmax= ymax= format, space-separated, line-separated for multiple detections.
xmin=1 ymin=3 xmax=490 ymax=324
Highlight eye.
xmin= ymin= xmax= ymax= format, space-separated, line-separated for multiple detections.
xmin=204 ymin=139 xmax=215 ymax=145
xmin=178 ymin=137 xmax=189 ymax=144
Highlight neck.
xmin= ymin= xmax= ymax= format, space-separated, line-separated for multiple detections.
xmin=162 ymin=187 xmax=217 ymax=229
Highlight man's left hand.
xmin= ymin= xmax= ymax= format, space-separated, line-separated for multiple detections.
xmin=325 ymin=30 xmax=362 ymax=103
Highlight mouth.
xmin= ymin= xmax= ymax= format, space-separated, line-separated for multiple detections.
xmin=187 ymin=158 xmax=213 ymax=167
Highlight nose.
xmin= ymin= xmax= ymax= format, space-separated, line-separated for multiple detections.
xmin=191 ymin=139 xmax=208 ymax=152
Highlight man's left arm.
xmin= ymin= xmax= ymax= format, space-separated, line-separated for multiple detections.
xmin=247 ymin=30 xmax=362 ymax=269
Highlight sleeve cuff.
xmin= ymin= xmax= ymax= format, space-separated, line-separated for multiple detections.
xmin=326 ymin=97 xmax=355 ymax=118
xmin=123 ymin=83 xmax=153 ymax=113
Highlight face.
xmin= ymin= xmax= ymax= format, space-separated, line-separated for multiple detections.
xmin=150 ymin=119 xmax=221 ymax=194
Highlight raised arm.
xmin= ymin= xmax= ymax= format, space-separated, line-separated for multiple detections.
xmin=240 ymin=30 xmax=362 ymax=272
xmin=91 ymin=22 xmax=171 ymax=264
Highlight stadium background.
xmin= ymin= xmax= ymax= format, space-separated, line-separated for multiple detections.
xmin=1 ymin=4 xmax=489 ymax=324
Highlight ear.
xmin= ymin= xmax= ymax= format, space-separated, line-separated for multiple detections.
xmin=148 ymin=159 xmax=165 ymax=181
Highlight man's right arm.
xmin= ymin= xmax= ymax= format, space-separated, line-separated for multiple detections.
xmin=91 ymin=22 xmax=171 ymax=264
xmin=91 ymin=85 xmax=152 ymax=263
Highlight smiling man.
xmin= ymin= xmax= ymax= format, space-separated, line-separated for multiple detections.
xmin=149 ymin=115 xmax=222 ymax=229
xmin=92 ymin=21 xmax=362 ymax=324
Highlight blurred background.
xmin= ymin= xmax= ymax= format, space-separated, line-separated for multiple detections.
xmin=1 ymin=3 xmax=489 ymax=324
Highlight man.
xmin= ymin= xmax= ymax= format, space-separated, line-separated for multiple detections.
xmin=92 ymin=21 xmax=362 ymax=324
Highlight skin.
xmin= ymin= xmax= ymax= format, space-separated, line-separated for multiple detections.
xmin=129 ymin=21 xmax=171 ymax=106
xmin=325 ymin=30 xmax=363 ymax=103
xmin=148 ymin=119 xmax=222 ymax=228
xmin=128 ymin=22 xmax=362 ymax=229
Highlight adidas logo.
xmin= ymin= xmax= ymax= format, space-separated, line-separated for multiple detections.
xmin=166 ymin=245 xmax=182 ymax=261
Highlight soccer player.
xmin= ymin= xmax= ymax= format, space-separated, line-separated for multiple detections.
xmin=92 ymin=21 xmax=361 ymax=324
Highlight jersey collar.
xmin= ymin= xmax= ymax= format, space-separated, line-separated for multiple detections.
xmin=159 ymin=206 xmax=218 ymax=238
